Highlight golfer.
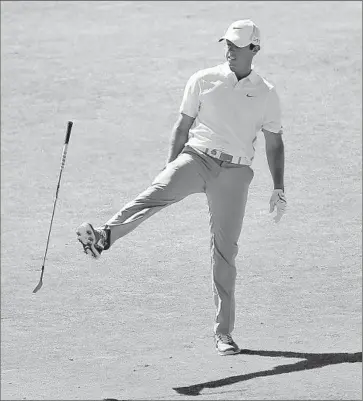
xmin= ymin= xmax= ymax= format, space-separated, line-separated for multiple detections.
xmin=76 ymin=19 xmax=287 ymax=356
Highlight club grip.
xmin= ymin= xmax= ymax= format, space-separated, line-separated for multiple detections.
xmin=65 ymin=121 xmax=73 ymax=144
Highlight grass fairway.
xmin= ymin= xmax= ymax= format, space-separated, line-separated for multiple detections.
xmin=1 ymin=1 xmax=362 ymax=400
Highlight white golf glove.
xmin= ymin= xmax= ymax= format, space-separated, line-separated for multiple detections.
xmin=269 ymin=189 xmax=287 ymax=223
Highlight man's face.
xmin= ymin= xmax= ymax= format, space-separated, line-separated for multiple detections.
xmin=225 ymin=39 xmax=253 ymax=70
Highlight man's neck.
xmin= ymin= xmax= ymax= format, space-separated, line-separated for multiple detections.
xmin=234 ymin=68 xmax=252 ymax=81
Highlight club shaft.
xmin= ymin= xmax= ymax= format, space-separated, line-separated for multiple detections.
xmin=35 ymin=121 xmax=73 ymax=289
xmin=40 ymin=174 xmax=62 ymax=274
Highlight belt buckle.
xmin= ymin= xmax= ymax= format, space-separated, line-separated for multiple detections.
xmin=219 ymin=152 xmax=233 ymax=163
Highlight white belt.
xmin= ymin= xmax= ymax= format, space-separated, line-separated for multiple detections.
xmin=203 ymin=148 xmax=246 ymax=165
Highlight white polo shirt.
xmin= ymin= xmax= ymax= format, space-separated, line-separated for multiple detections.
xmin=179 ymin=62 xmax=283 ymax=165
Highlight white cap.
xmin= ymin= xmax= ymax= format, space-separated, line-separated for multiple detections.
xmin=219 ymin=19 xmax=261 ymax=48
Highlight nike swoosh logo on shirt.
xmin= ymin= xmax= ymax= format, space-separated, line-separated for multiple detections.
xmin=246 ymin=94 xmax=255 ymax=97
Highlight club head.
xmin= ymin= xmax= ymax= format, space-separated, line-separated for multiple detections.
xmin=32 ymin=280 xmax=43 ymax=294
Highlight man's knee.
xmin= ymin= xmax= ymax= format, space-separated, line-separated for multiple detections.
xmin=210 ymin=233 xmax=239 ymax=263
xmin=133 ymin=183 xmax=179 ymax=206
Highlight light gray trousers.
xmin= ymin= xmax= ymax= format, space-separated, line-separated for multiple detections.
xmin=103 ymin=145 xmax=254 ymax=334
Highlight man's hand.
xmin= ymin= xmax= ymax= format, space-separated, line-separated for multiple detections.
xmin=269 ymin=189 xmax=287 ymax=223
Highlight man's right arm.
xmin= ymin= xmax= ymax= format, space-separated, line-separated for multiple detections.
xmin=165 ymin=70 xmax=200 ymax=165
xmin=165 ymin=113 xmax=195 ymax=164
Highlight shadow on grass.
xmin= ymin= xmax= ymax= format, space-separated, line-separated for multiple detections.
xmin=173 ymin=349 xmax=362 ymax=396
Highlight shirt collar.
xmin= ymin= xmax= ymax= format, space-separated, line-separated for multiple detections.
xmin=221 ymin=62 xmax=259 ymax=85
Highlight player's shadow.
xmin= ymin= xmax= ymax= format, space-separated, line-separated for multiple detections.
xmin=173 ymin=349 xmax=362 ymax=396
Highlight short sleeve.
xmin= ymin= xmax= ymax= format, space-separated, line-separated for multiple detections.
xmin=262 ymin=87 xmax=283 ymax=134
xmin=179 ymin=72 xmax=201 ymax=118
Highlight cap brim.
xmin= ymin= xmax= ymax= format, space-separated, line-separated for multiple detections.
xmin=218 ymin=33 xmax=249 ymax=47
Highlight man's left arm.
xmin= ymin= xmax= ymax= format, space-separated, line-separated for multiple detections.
xmin=263 ymin=130 xmax=285 ymax=191
xmin=262 ymin=129 xmax=287 ymax=223
xmin=261 ymin=86 xmax=287 ymax=223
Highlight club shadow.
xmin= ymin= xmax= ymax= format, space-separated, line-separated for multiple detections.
xmin=173 ymin=349 xmax=362 ymax=396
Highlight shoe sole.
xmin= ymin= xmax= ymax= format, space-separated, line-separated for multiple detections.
xmin=76 ymin=223 xmax=101 ymax=259
xmin=217 ymin=348 xmax=241 ymax=356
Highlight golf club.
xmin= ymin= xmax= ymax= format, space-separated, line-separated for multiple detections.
xmin=33 ymin=121 xmax=73 ymax=293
